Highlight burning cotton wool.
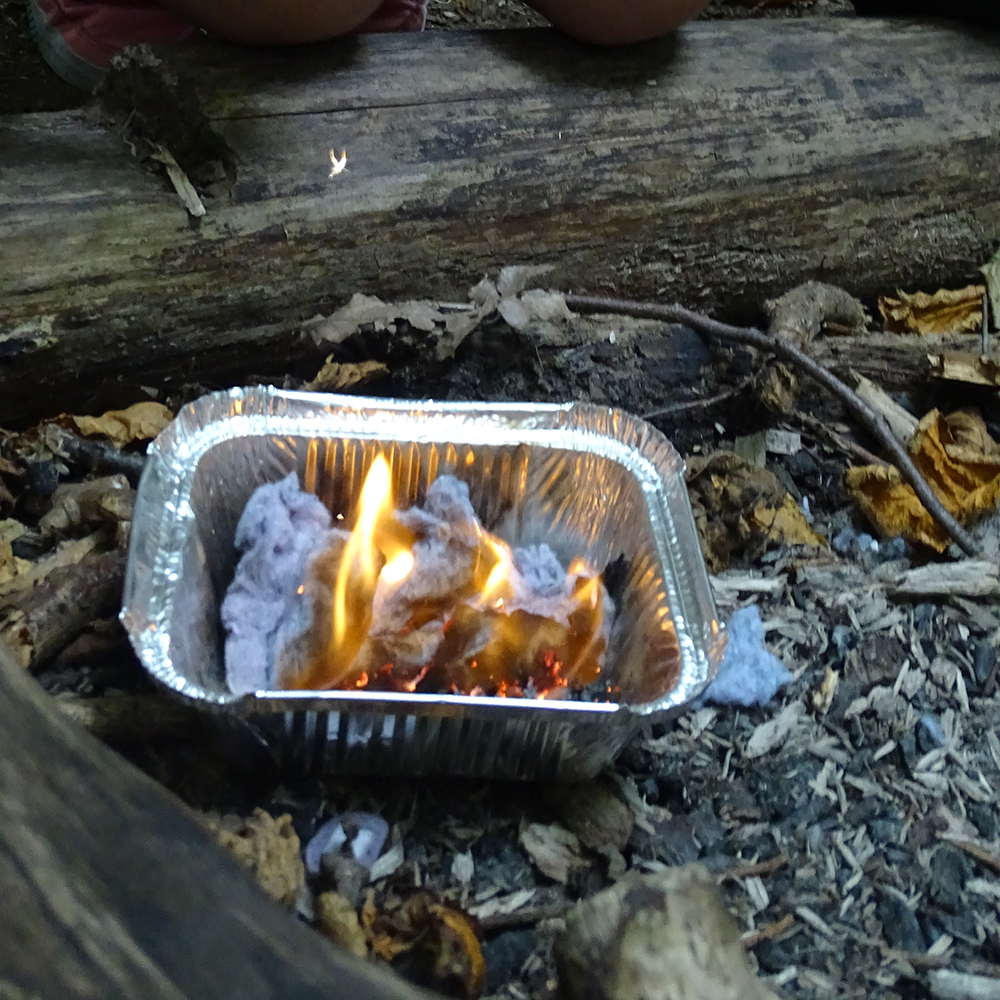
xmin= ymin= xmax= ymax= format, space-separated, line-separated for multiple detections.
xmin=223 ymin=456 xmax=615 ymax=699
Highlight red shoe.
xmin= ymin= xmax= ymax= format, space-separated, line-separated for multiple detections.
xmin=28 ymin=0 xmax=426 ymax=92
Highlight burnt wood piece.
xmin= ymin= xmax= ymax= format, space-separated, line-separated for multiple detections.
xmin=1 ymin=22 xmax=999 ymax=423
xmin=0 ymin=639 xmax=427 ymax=1000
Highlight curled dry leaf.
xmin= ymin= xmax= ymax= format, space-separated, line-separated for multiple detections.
xmin=846 ymin=409 xmax=1000 ymax=551
xmin=303 ymin=357 xmax=389 ymax=393
xmin=519 ymin=820 xmax=589 ymax=883
xmin=363 ymin=891 xmax=485 ymax=999
xmin=0 ymin=519 xmax=27 ymax=587
xmin=204 ymin=808 xmax=305 ymax=908
xmin=316 ymin=891 xmax=369 ymax=959
xmin=878 ymin=285 xmax=985 ymax=336
xmin=65 ymin=401 xmax=174 ymax=448
xmin=685 ymin=452 xmax=826 ymax=572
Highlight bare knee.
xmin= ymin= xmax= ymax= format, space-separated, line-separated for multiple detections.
xmin=160 ymin=0 xmax=384 ymax=44
xmin=525 ymin=0 xmax=710 ymax=44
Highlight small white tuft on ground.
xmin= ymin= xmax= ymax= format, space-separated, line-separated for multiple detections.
xmin=701 ymin=605 xmax=792 ymax=707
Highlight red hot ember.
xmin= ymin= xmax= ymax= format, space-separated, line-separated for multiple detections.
xmin=279 ymin=455 xmax=614 ymax=698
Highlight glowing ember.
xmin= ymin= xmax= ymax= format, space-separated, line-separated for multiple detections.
xmin=277 ymin=456 xmax=614 ymax=699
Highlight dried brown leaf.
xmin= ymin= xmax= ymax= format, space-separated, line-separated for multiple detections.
xmin=759 ymin=363 xmax=799 ymax=414
xmin=364 ymin=892 xmax=485 ymax=999
xmin=846 ymin=409 xmax=1000 ymax=551
xmin=316 ymin=891 xmax=369 ymax=958
xmin=878 ymin=285 xmax=985 ymax=335
xmin=303 ymin=357 xmax=389 ymax=393
xmin=205 ymin=808 xmax=305 ymax=908
xmin=519 ymin=820 xmax=589 ymax=883
xmin=66 ymin=401 xmax=174 ymax=448
xmin=687 ymin=451 xmax=819 ymax=571
xmin=749 ymin=494 xmax=828 ymax=550
xmin=0 ymin=519 xmax=27 ymax=588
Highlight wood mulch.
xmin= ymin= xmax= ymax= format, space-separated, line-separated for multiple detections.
xmin=3 ymin=277 xmax=999 ymax=998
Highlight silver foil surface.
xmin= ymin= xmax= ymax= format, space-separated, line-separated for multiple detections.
xmin=121 ymin=387 xmax=725 ymax=780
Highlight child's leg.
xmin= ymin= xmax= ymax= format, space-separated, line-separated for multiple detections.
xmin=30 ymin=0 xmax=426 ymax=90
xmin=158 ymin=0 xmax=386 ymax=44
xmin=523 ymin=0 xmax=709 ymax=44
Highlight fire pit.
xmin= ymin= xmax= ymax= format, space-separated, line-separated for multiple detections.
xmin=121 ymin=387 xmax=724 ymax=779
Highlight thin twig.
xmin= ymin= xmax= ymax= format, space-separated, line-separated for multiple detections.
xmin=717 ymin=853 xmax=788 ymax=884
xmin=565 ymin=294 xmax=981 ymax=557
xmin=741 ymin=913 xmax=795 ymax=948
xmin=643 ymin=376 xmax=754 ymax=421
xmin=792 ymin=410 xmax=889 ymax=469
xmin=477 ymin=902 xmax=571 ymax=932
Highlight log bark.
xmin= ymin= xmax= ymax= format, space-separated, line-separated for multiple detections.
xmin=1 ymin=21 xmax=999 ymax=423
xmin=0 ymin=546 xmax=126 ymax=670
xmin=0 ymin=637 xmax=428 ymax=1000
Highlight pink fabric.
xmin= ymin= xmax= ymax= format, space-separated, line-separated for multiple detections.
xmin=34 ymin=0 xmax=195 ymax=67
xmin=360 ymin=0 xmax=425 ymax=32
xmin=34 ymin=0 xmax=425 ymax=70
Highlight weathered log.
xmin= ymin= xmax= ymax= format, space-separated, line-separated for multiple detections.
xmin=0 ymin=637 xmax=427 ymax=1000
xmin=1 ymin=21 xmax=999 ymax=423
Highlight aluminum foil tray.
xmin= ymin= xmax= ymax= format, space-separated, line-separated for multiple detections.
xmin=122 ymin=387 xmax=724 ymax=780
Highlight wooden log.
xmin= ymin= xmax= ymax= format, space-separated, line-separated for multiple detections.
xmin=0 ymin=637 xmax=427 ymax=1000
xmin=1 ymin=21 xmax=999 ymax=423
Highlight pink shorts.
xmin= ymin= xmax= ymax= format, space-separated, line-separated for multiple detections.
xmin=29 ymin=0 xmax=427 ymax=90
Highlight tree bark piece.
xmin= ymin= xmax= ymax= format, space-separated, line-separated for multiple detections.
xmin=0 ymin=637 xmax=427 ymax=1000
xmin=0 ymin=547 xmax=127 ymax=669
xmin=1 ymin=21 xmax=999 ymax=422
xmin=555 ymin=864 xmax=781 ymax=1000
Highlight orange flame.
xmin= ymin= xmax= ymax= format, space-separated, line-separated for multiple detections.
xmin=285 ymin=456 xmax=611 ymax=699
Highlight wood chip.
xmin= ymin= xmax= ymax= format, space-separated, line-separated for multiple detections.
xmin=741 ymin=913 xmax=795 ymax=949
xmin=150 ymin=143 xmax=206 ymax=218
xmin=939 ymin=834 xmax=1000 ymax=875
xmin=929 ymin=969 xmax=1000 ymax=1000
xmin=519 ymin=821 xmax=588 ymax=883
xmin=745 ymin=701 xmax=806 ymax=759
xmin=878 ymin=561 xmax=1000 ymax=599
xmin=794 ymin=905 xmax=836 ymax=939
xmin=718 ymin=854 xmax=788 ymax=884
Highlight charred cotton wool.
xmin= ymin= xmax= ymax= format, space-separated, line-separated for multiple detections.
xmin=222 ymin=460 xmax=616 ymax=699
